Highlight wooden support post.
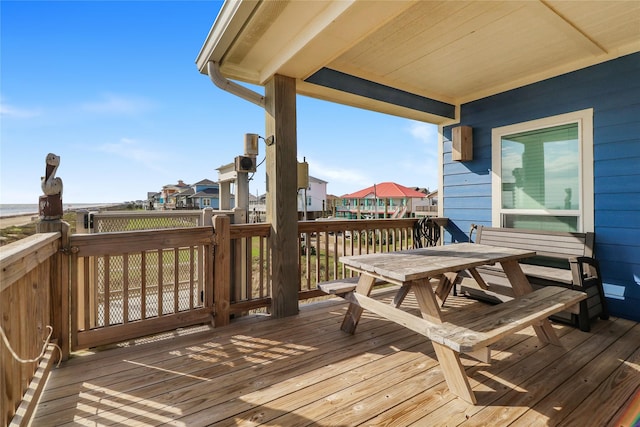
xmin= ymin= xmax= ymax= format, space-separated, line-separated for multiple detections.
xmin=70 ymin=251 xmax=79 ymax=352
xmin=265 ymin=74 xmax=299 ymax=318
xmin=36 ymin=220 xmax=70 ymax=361
xmin=213 ymin=215 xmax=231 ymax=326
xmin=232 ymin=204 xmax=249 ymax=303
xmin=202 ymin=207 xmax=213 ymax=226
xmin=219 ymin=181 xmax=231 ymax=210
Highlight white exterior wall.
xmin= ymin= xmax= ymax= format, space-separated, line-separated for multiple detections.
xmin=297 ymin=176 xmax=327 ymax=213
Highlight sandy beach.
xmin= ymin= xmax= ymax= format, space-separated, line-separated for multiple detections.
xmin=0 ymin=214 xmax=39 ymax=229
xmin=0 ymin=203 xmax=120 ymax=231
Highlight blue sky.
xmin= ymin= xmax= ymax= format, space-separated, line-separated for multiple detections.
xmin=1 ymin=1 xmax=439 ymax=204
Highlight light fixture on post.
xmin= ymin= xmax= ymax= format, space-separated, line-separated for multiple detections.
xmin=297 ymin=159 xmax=309 ymax=190
xmin=237 ymin=133 xmax=274 ymax=174
xmin=244 ymin=133 xmax=259 ymax=156
xmin=452 ymin=126 xmax=473 ymax=161
xmin=235 ymin=134 xmax=258 ymax=173
xmin=244 ymin=133 xmax=275 ymax=151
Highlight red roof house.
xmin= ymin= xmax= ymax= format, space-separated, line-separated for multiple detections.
xmin=337 ymin=182 xmax=430 ymax=219
xmin=342 ymin=182 xmax=428 ymax=199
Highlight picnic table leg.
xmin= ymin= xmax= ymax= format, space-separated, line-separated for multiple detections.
xmin=467 ymin=267 xmax=489 ymax=289
xmin=432 ymin=343 xmax=477 ymax=404
xmin=413 ymin=281 xmax=477 ymax=404
xmin=500 ymin=260 xmax=562 ymax=346
xmin=435 ymin=272 xmax=460 ymax=306
xmin=392 ymin=284 xmax=412 ymax=308
xmin=341 ymin=274 xmax=377 ymax=334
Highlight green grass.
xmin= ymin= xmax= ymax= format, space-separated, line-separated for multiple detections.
xmin=0 ymin=212 xmax=77 ymax=246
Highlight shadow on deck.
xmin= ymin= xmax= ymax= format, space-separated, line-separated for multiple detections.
xmin=34 ymin=288 xmax=640 ymax=426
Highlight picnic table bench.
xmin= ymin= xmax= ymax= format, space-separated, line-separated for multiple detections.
xmin=319 ymin=243 xmax=587 ymax=404
xmin=461 ymin=226 xmax=608 ymax=332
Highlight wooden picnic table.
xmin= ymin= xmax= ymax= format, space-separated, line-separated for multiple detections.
xmin=326 ymin=242 xmax=586 ymax=404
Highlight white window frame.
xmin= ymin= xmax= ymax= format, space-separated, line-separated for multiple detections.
xmin=491 ymin=108 xmax=594 ymax=232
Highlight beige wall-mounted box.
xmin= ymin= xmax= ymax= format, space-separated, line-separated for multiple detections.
xmin=452 ymin=126 xmax=473 ymax=161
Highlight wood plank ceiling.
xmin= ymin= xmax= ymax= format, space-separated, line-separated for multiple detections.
xmin=197 ymin=0 xmax=640 ymax=123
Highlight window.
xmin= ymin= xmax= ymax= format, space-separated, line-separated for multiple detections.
xmin=492 ymin=109 xmax=593 ymax=232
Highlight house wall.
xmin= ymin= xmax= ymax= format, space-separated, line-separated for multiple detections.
xmin=195 ymin=197 xmax=219 ymax=209
xmin=194 ymin=183 xmax=220 ymax=209
xmin=441 ymin=52 xmax=640 ymax=321
xmin=297 ymin=178 xmax=327 ymax=214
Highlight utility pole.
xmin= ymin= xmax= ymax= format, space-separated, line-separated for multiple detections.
xmin=374 ymin=183 xmax=377 ymax=219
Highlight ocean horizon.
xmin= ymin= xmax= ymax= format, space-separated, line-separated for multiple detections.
xmin=0 ymin=203 xmax=119 ymax=218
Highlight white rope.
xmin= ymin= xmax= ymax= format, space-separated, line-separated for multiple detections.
xmin=0 ymin=324 xmax=60 ymax=366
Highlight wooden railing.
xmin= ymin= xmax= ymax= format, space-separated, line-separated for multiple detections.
xmin=75 ymin=208 xmax=235 ymax=233
xmin=228 ymin=222 xmax=272 ymax=315
xmin=298 ymin=218 xmax=416 ymax=297
xmin=68 ymin=226 xmax=216 ymax=350
xmin=65 ymin=217 xmax=420 ymax=344
xmin=1 ymin=232 xmax=62 ymax=426
xmin=415 ymin=205 xmax=438 ymax=212
xmin=1 ymin=216 xmax=422 ymax=425
xmin=224 ymin=218 xmax=418 ymax=313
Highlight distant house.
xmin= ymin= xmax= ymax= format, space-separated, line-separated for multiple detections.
xmin=146 ymin=192 xmax=160 ymax=210
xmin=337 ymin=182 xmax=430 ymax=219
xmin=325 ymin=194 xmax=340 ymax=216
xmin=414 ymin=189 xmax=439 ymax=217
xmin=155 ymin=180 xmax=189 ymax=210
xmin=152 ymin=179 xmax=220 ymax=210
xmin=297 ymin=176 xmax=328 ymax=220
xmin=410 ymin=187 xmax=429 ymax=194
xmin=248 ymin=193 xmax=266 ymax=222
xmin=427 ymin=189 xmax=438 ymax=205
xmin=188 ymin=179 xmax=220 ymax=209
xmin=250 ymin=175 xmax=328 ymax=221
xmin=174 ymin=187 xmax=195 ymax=209
xmin=190 ymin=187 xmax=217 ymax=208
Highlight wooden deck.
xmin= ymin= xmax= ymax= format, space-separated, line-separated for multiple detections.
xmin=33 ymin=288 xmax=639 ymax=426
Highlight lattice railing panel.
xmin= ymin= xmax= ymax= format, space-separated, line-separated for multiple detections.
xmin=94 ymin=214 xmax=200 ymax=233
xmin=89 ymin=247 xmax=204 ymax=328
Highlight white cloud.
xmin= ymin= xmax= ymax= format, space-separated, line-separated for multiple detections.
xmin=402 ymin=120 xmax=439 ymax=189
xmin=408 ymin=121 xmax=438 ymax=146
xmin=95 ymin=137 xmax=164 ymax=171
xmin=308 ymin=160 xmax=372 ymax=195
xmin=0 ymin=99 xmax=41 ymax=119
xmin=0 ymin=93 xmax=155 ymax=121
xmin=80 ymin=93 xmax=155 ymax=115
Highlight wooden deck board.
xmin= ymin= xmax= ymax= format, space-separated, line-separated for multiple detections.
xmin=515 ymin=322 xmax=640 ymax=426
xmin=459 ymin=318 xmax=637 ymax=425
xmin=371 ymin=321 xmax=589 ymax=425
xmin=32 ymin=291 xmax=639 ymax=427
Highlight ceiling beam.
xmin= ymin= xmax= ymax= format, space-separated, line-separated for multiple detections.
xmin=305 ymin=68 xmax=455 ymax=119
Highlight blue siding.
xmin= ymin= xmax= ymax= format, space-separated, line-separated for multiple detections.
xmin=442 ymin=52 xmax=640 ymax=321
xmin=595 ymin=175 xmax=640 ymax=193
xmin=594 ymin=139 xmax=640 ymax=160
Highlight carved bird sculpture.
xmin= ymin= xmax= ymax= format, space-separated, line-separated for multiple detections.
xmin=41 ymin=153 xmax=63 ymax=196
